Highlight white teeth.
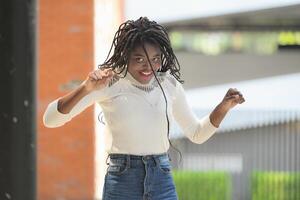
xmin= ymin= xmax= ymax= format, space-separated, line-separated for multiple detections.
xmin=141 ymin=72 xmax=152 ymax=75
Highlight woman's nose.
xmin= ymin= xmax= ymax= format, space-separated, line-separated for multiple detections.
xmin=142 ymin=62 xmax=151 ymax=69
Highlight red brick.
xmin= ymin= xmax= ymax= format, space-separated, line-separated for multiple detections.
xmin=38 ymin=0 xmax=94 ymax=199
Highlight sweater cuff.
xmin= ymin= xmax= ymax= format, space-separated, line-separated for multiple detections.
xmin=191 ymin=113 xmax=219 ymax=144
xmin=201 ymin=113 xmax=219 ymax=132
xmin=43 ymin=98 xmax=71 ymax=127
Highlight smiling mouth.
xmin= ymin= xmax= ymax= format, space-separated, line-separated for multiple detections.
xmin=140 ymin=71 xmax=152 ymax=76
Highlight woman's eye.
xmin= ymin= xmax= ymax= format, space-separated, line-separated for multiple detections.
xmin=153 ymin=57 xmax=160 ymax=62
xmin=136 ymin=58 xmax=144 ymax=63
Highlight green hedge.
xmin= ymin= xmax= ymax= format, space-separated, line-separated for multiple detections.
xmin=172 ymin=170 xmax=232 ymax=200
xmin=251 ymin=171 xmax=300 ymax=200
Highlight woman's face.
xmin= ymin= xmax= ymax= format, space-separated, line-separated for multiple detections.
xmin=127 ymin=42 xmax=162 ymax=84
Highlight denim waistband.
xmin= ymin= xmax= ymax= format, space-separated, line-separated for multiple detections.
xmin=105 ymin=152 xmax=171 ymax=165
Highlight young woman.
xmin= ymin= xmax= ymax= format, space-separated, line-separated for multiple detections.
xmin=43 ymin=17 xmax=245 ymax=200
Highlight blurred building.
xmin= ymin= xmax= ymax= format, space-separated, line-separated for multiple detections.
xmin=169 ymin=73 xmax=300 ymax=200
xmin=134 ymin=2 xmax=300 ymax=200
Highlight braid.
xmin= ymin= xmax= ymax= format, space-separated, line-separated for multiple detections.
xmin=98 ymin=17 xmax=184 ymax=164
xmin=98 ymin=17 xmax=184 ymax=84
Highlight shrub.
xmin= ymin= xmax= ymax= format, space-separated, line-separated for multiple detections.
xmin=251 ymin=171 xmax=300 ymax=200
xmin=172 ymin=170 xmax=232 ymax=200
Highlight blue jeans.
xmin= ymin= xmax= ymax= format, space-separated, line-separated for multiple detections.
xmin=102 ymin=152 xmax=178 ymax=200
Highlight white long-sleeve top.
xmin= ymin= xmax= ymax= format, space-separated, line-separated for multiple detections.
xmin=43 ymin=70 xmax=218 ymax=155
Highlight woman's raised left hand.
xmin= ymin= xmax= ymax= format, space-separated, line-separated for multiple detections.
xmin=208 ymin=88 xmax=245 ymax=128
xmin=220 ymin=88 xmax=245 ymax=111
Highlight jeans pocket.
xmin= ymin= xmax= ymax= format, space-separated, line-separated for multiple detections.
xmin=158 ymin=157 xmax=172 ymax=174
xmin=107 ymin=159 xmax=129 ymax=176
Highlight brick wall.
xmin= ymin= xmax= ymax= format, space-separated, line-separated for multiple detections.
xmin=38 ymin=1 xmax=94 ymax=199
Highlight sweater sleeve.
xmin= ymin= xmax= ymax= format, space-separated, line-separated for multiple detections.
xmin=43 ymin=84 xmax=113 ymax=128
xmin=172 ymin=81 xmax=219 ymax=144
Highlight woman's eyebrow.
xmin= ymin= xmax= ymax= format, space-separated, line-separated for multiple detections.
xmin=132 ymin=53 xmax=144 ymax=57
xmin=132 ymin=53 xmax=161 ymax=57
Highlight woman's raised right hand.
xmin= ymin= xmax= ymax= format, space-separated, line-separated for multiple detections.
xmin=82 ymin=67 xmax=115 ymax=92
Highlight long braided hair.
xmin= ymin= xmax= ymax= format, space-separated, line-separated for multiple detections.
xmin=98 ymin=17 xmax=184 ymax=163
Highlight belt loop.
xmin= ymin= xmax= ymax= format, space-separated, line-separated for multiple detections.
xmin=105 ymin=154 xmax=110 ymax=165
xmin=167 ymin=153 xmax=172 ymax=161
xmin=154 ymin=156 xmax=160 ymax=166
xmin=126 ymin=154 xmax=131 ymax=168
